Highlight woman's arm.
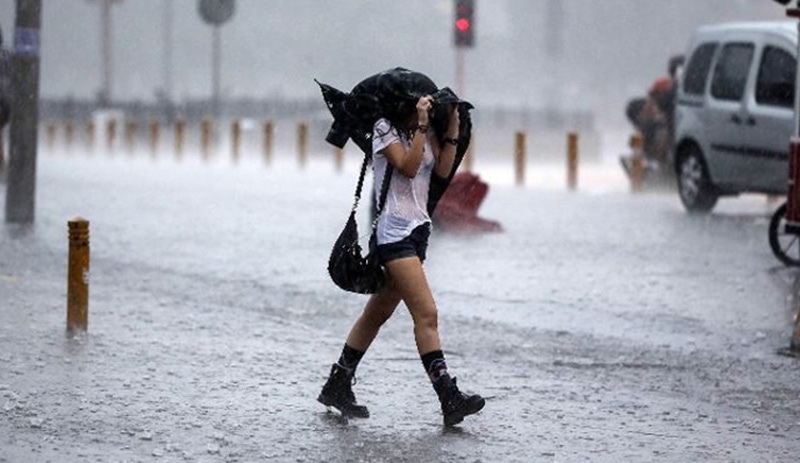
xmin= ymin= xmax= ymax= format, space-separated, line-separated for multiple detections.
xmin=381 ymin=96 xmax=433 ymax=178
xmin=433 ymin=105 xmax=459 ymax=178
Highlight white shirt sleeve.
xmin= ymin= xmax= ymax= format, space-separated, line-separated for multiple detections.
xmin=372 ymin=118 xmax=401 ymax=155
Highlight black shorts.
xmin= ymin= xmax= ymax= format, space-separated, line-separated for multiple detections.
xmin=376 ymin=223 xmax=431 ymax=264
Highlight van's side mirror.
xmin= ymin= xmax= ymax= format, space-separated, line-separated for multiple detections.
xmin=772 ymin=0 xmax=792 ymax=5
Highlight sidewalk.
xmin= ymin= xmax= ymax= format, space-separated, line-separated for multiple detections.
xmin=2 ymin=155 xmax=800 ymax=462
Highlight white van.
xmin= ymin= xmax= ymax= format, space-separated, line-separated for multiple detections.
xmin=673 ymin=21 xmax=797 ymax=212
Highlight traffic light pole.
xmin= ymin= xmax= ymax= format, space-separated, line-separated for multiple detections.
xmin=456 ymin=47 xmax=465 ymax=97
xmin=5 ymin=0 xmax=42 ymax=225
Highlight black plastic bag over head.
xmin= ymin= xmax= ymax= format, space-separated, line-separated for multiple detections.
xmin=317 ymin=67 xmax=448 ymax=156
xmin=316 ymin=67 xmax=474 ymax=215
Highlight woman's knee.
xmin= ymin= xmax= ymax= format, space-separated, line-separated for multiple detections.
xmin=411 ymin=305 xmax=439 ymax=332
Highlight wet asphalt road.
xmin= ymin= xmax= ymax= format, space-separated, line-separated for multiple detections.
xmin=2 ymin=152 xmax=800 ymax=462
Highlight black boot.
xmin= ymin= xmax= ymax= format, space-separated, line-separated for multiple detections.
xmin=433 ymin=374 xmax=485 ymax=426
xmin=317 ymin=363 xmax=370 ymax=418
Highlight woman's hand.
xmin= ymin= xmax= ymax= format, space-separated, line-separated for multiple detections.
xmin=416 ymin=96 xmax=433 ymax=125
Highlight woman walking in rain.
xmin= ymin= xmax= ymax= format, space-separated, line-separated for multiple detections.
xmin=317 ymin=73 xmax=485 ymax=427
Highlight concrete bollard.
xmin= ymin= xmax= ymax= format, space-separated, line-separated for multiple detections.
xmin=297 ymin=122 xmax=308 ymax=168
xmin=65 ymin=119 xmax=74 ymax=151
xmin=87 ymin=120 xmax=96 ymax=151
xmin=629 ymin=132 xmax=645 ymax=192
xmin=46 ymin=122 xmax=57 ymax=152
xmin=149 ymin=119 xmax=160 ymax=156
xmin=231 ymin=120 xmax=241 ymax=163
xmin=567 ymin=132 xmax=579 ymax=191
xmin=263 ymin=120 xmax=274 ymax=165
xmin=175 ymin=118 xmax=185 ymax=159
xmin=125 ymin=120 xmax=137 ymax=153
xmin=106 ymin=118 xmax=117 ymax=152
xmin=67 ymin=218 xmax=90 ymax=333
xmin=201 ymin=118 xmax=212 ymax=160
xmin=514 ymin=131 xmax=526 ymax=186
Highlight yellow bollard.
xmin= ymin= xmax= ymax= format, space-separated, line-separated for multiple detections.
xmin=87 ymin=120 xmax=96 ymax=151
xmin=65 ymin=119 xmax=74 ymax=151
xmin=125 ymin=120 xmax=137 ymax=153
xmin=629 ymin=133 xmax=645 ymax=192
xmin=567 ymin=132 xmax=579 ymax=191
xmin=514 ymin=131 xmax=526 ymax=186
xmin=297 ymin=122 xmax=308 ymax=168
xmin=231 ymin=120 xmax=241 ymax=163
xmin=175 ymin=118 xmax=185 ymax=159
xmin=149 ymin=119 xmax=160 ymax=156
xmin=263 ymin=120 xmax=274 ymax=165
xmin=201 ymin=118 xmax=212 ymax=160
xmin=67 ymin=218 xmax=90 ymax=333
xmin=106 ymin=118 xmax=117 ymax=152
xmin=46 ymin=122 xmax=57 ymax=152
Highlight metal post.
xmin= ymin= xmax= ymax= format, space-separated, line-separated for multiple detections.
xmin=125 ymin=120 xmax=136 ymax=153
xmin=231 ymin=119 xmax=240 ymax=163
xmin=263 ymin=120 xmax=273 ymax=165
xmin=100 ymin=0 xmax=111 ymax=105
xmin=455 ymin=47 xmax=465 ymax=98
xmin=175 ymin=118 xmax=185 ymax=159
xmin=201 ymin=118 xmax=212 ymax=160
xmin=87 ymin=119 xmax=96 ymax=151
xmin=67 ymin=217 xmax=90 ymax=333
xmin=630 ymin=132 xmax=645 ymax=192
xmin=514 ymin=131 xmax=526 ymax=186
xmin=334 ymin=147 xmax=343 ymax=172
xmin=0 ymin=125 xmax=5 ymax=177
xmin=46 ymin=122 xmax=56 ymax=152
xmin=5 ymin=0 xmax=42 ymax=224
xmin=163 ymin=0 xmax=173 ymax=104
xmin=65 ymin=119 xmax=74 ymax=151
xmin=297 ymin=121 xmax=308 ymax=168
xmin=149 ymin=119 xmax=159 ymax=156
xmin=106 ymin=117 xmax=116 ymax=152
xmin=212 ymin=25 xmax=221 ymax=120
xmin=567 ymin=132 xmax=579 ymax=191
xmin=462 ymin=130 xmax=474 ymax=172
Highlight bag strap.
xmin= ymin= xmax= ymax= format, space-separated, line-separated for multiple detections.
xmin=351 ymin=154 xmax=393 ymax=226
xmin=373 ymin=162 xmax=393 ymax=230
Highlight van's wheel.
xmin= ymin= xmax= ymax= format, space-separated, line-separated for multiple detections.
xmin=677 ymin=145 xmax=718 ymax=213
xmin=769 ymin=202 xmax=800 ymax=266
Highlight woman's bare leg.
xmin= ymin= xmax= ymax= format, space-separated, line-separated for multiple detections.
xmin=345 ymin=280 xmax=402 ymax=352
xmin=383 ymin=256 xmax=441 ymax=354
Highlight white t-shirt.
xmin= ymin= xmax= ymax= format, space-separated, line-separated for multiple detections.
xmin=371 ymin=118 xmax=435 ymax=245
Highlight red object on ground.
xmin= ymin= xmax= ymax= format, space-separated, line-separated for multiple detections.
xmin=434 ymin=172 xmax=502 ymax=233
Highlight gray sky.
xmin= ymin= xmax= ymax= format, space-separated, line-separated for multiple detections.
xmin=0 ymin=0 xmax=787 ymax=126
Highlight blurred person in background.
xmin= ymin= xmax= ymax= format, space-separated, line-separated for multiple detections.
xmin=623 ymin=54 xmax=684 ymax=176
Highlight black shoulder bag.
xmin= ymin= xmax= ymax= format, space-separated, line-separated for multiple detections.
xmin=328 ymin=155 xmax=393 ymax=294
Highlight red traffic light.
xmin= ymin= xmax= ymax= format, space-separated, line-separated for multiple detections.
xmin=454 ymin=0 xmax=475 ymax=48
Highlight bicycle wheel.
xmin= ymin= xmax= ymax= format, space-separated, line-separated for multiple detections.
xmin=769 ymin=202 xmax=800 ymax=266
